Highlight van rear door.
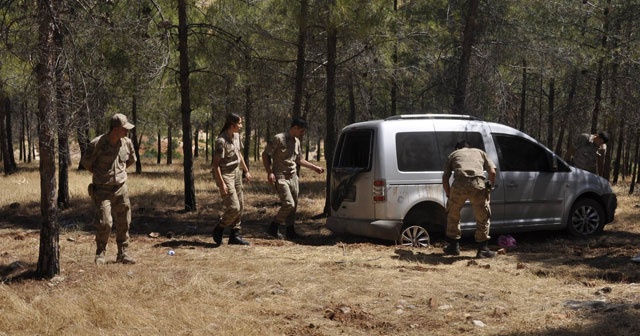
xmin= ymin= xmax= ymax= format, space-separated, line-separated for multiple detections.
xmin=330 ymin=128 xmax=375 ymax=220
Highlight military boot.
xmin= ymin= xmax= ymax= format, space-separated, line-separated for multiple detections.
xmin=476 ymin=241 xmax=497 ymax=258
xmin=95 ymin=243 xmax=107 ymax=265
xmin=285 ymin=225 xmax=301 ymax=240
xmin=228 ymin=229 xmax=250 ymax=245
xmin=116 ymin=244 xmax=137 ymax=264
xmin=268 ymin=222 xmax=284 ymax=239
xmin=212 ymin=226 xmax=224 ymax=245
xmin=443 ymin=238 xmax=460 ymax=256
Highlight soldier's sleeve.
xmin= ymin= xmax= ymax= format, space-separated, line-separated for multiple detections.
xmin=212 ymin=138 xmax=225 ymax=168
xmin=482 ymin=151 xmax=496 ymax=171
xmin=80 ymin=139 xmax=97 ymax=172
xmin=126 ymin=138 xmax=136 ymax=167
xmin=262 ymin=134 xmax=277 ymax=157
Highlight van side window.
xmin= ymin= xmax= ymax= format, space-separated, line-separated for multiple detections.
xmin=334 ymin=129 xmax=373 ymax=170
xmin=493 ymin=134 xmax=553 ymax=172
xmin=396 ymin=131 xmax=484 ymax=172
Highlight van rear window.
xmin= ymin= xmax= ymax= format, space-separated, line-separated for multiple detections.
xmin=396 ymin=132 xmax=484 ymax=171
xmin=334 ymin=129 xmax=373 ymax=170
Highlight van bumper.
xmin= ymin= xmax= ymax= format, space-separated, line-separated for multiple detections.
xmin=326 ymin=216 xmax=403 ymax=241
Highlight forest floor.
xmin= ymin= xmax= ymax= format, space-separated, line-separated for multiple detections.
xmin=1 ymin=159 xmax=640 ymax=335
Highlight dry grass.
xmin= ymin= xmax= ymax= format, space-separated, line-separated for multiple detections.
xmin=1 ymin=159 xmax=640 ymax=336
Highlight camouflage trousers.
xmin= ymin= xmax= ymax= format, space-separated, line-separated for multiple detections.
xmin=220 ymin=168 xmax=244 ymax=229
xmin=91 ymin=182 xmax=131 ymax=248
xmin=274 ymin=175 xmax=299 ymax=226
xmin=445 ymin=177 xmax=491 ymax=242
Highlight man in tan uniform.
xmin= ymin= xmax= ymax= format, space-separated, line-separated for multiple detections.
xmin=567 ymin=131 xmax=609 ymax=175
xmin=80 ymin=114 xmax=137 ymax=264
xmin=442 ymin=140 xmax=497 ymax=258
xmin=262 ymin=117 xmax=324 ymax=239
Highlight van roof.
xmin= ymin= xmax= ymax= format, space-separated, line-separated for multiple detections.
xmin=385 ymin=114 xmax=481 ymax=121
xmin=341 ymin=114 xmax=483 ymax=131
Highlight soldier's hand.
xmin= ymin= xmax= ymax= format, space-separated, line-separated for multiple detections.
xmin=219 ymin=185 xmax=229 ymax=197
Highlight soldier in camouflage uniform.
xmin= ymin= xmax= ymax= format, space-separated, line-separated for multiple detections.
xmin=442 ymin=140 xmax=497 ymax=258
xmin=212 ymin=113 xmax=251 ymax=246
xmin=568 ymin=131 xmax=609 ymax=175
xmin=80 ymin=114 xmax=137 ymax=264
xmin=262 ymin=117 xmax=325 ymax=240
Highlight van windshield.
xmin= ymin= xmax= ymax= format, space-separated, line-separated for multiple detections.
xmin=333 ymin=129 xmax=373 ymax=170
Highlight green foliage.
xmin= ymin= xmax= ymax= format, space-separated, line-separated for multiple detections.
xmin=1 ymin=0 xmax=640 ymax=164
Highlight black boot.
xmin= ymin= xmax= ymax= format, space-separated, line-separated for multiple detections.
xmin=212 ymin=226 xmax=224 ymax=245
xmin=476 ymin=241 xmax=496 ymax=258
xmin=285 ymin=225 xmax=300 ymax=240
xmin=268 ymin=222 xmax=284 ymax=239
xmin=229 ymin=229 xmax=250 ymax=245
xmin=443 ymin=238 xmax=460 ymax=256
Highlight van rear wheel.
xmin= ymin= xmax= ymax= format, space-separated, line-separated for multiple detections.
xmin=400 ymin=226 xmax=430 ymax=248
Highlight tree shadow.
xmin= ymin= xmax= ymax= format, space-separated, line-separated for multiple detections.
xmin=501 ymin=308 xmax=640 ymax=336
xmin=0 ymin=261 xmax=39 ymax=283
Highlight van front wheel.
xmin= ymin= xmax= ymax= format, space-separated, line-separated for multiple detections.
xmin=400 ymin=226 xmax=430 ymax=248
xmin=567 ymin=198 xmax=605 ymax=237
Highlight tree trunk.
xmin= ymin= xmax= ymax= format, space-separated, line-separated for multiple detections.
xmin=243 ymin=85 xmax=252 ymax=161
xmin=157 ymin=128 xmax=161 ymax=164
xmin=546 ymin=78 xmax=554 ymax=148
xmin=36 ymin=0 xmax=60 ymax=279
xmin=5 ymin=97 xmax=17 ymax=172
xmin=204 ymin=120 xmax=209 ymax=162
xmin=131 ymin=92 xmax=142 ymax=173
xmin=292 ymin=0 xmax=308 ymax=118
xmin=348 ymin=74 xmax=356 ymax=124
xmin=193 ymin=127 xmax=199 ymax=158
xmin=167 ymin=123 xmax=172 ymax=164
xmin=323 ymin=13 xmax=337 ymax=215
xmin=624 ymin=130 xmax=631 ymax=179
xmin=612 ymin=119 xmax=624 ymax=184
xmin=452 ymin=0 xmax=479 ymax=115
xmin=591 ymin=0 xmax=611 ymax=133
xmin=1 ymin=96 xmax=18 ymax=174
xmin=56 ymin=60 xmax=71 ymax=209
xmin=519 ymin=59 xmax=527 ymax=132
xmin=26 ymin=105 xmax=32 ymax=163
xmin=629 ymin=131 xmax=639 ymax=195
xmin=178 ymin=0 xmax=196 ymax=211
xmin=76 ymin=112 xmax=89 ymax=170
xmin=20 ymin=101 xmax=25 ymax=162
xmin=0 ymin=96 xmax=9 ymax=174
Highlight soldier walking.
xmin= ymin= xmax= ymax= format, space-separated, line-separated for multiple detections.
xmin=262 ymin=117 xmax=324 ymax=240
xmin=211 ymin=113 xmax=251 ymax=246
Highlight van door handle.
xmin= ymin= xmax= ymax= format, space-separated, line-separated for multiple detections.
xmin=506 ymin=182 xmax=518 ymax=189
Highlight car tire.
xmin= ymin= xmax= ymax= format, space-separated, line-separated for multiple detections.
xmin=567 ymin=198 xmax=605 ymax=237
xmin=399 ymin=225 xmax=430 ymax=248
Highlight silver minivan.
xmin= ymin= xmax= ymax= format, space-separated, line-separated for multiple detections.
xmin=326 ymin=114 xmax=617 ymax=247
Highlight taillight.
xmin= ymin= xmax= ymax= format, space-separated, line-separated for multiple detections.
xmin=373 ymin=179 xmax=386 ymax=202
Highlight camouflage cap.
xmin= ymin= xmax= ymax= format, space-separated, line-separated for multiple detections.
xmin=110 ymin=113 xmax=135 ymax=130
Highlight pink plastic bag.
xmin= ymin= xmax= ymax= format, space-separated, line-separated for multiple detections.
xmin=498 ymin=234 xmax=516 ymax=248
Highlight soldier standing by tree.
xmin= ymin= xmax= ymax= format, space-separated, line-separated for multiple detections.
xmin=80 ymin=114 xmax=137 ymax=264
